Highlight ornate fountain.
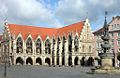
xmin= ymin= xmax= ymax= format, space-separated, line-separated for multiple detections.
xmin=91 ymin=12 xmax=120 ymax=74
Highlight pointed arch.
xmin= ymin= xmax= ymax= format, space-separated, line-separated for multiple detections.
xmin=89 ymin=45 xmax=91 ymax=52
xmin=68 ymin=33 xmax=72 ymax=53
xmin=45 ymin=39 xmax=51 ymax=54
xmin=82 ymin=45 xmax=85 ymax=52
xmin=52 ymin=38 xmax=55 ymax=65
xmin=36 ymin=57 xmax=42 ymax=65
xmin=26 ymin=57 xmax=33 ymax=65
xmin=16 ymin=57 xmax=24 ymax=65
xmin=74 ymin=56 xmax=79 ymax=65
xmin=74 ymin=35 xmax=79 ymax=52
xmin=62 ymin=36 xmax=66 ymax=65
xmin=87 ymin=57 xmax=94 ymax=66
xmin=16 ymin=37 xmax=23 ymax=53
xmin=81 ymin=57 xmax=86 ymax=66
xmin=36 ymin=38 xmax=42 ymax=54
xmin=56 ymin=36 xmax=61 ymax=65
xmin=45 ymin=57 xmax=51 ymax=65
xmin=68 ymin=56 xmax=72 ymax=66
xmin=26 ymin=37 xmax=33 ymax=54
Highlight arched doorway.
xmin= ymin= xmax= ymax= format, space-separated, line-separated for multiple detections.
xmin=62 ymin=56 xmax=65 ymax=65
xmin=68 ymin=56 xmax=72 ymax=66
xmin=26 ymin=57 xmax=33 ymax=65
xmin=36 ymin=57 xmax=42 ymax=65
xmin=87 ymin=57 xmax=94 ymax=66
xmin=74 ymin=57 xmax=79 ymax=65
xmin=16 ymin=57 xmax=24 ymax=65
xmin=45 ymin=58 xmax=51 ymax=65
xmin=81 ymin=57 xmax=85 ymax=66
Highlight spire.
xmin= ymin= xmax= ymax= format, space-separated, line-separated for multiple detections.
xmin=104 ymin=11 xmax=108 ymax=28
xmin=4 ymin=18 xmax=8 ymax=26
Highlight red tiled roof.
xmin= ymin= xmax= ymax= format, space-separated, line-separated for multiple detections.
xmin=93 ymin=28 xmax=103 ymax=35
xmin=8 ymin=21 xmax=84 ymax=41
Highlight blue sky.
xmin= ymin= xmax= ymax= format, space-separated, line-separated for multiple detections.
xmin=0 ymin=0 xmax=120 ymax=33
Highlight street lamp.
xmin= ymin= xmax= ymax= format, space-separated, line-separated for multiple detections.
xmin=2 ymin=33 xmax=9 ymax=77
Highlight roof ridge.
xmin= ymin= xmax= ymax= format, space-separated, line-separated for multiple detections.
xmin=7 ymin=21 xmax=84 ymax=41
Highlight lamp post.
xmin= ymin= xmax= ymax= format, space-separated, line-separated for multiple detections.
xmin=2 ymin=34 xmax=9 ymax=77
xmin=4 ymin=43 xmax=7 ymax=77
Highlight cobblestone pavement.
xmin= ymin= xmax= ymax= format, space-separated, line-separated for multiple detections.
xmin=0 ymin=65 xmax=120 ymax=78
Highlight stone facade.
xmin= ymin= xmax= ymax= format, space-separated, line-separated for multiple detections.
xmin=1 ymin=19 xmax=95 ymax=66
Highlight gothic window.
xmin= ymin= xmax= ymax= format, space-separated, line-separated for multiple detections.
xmin=26 ymin=38 xmax=33 ymax=54
xmin=68 ymin=34 xmax=72 ymax=53
xmin=74 ymin=36 xmax=79 ymax=52
xmin=118 ymin=32 xmax=120 ymax=37
xmin=82 ymin=45 xmax=85 ymax=52
xmin=62 ymin=36 xmax=66 ymax=65
xmin=57 ymin=37 xmax=61 ymax=65
xmin=89 ymin=46 xmax=91 ymax=52
xmin=45 ymin=39 xmax=51 ymax=54
xmin=36 ymin=39 xmax=42 ymax=54
xmin=52 ymin=38 xmax=55 ymax=65
xmin=16 ymin=37 xmax=23 ymax=53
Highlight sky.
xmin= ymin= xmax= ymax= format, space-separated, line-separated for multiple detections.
xmin=0 ymin=0 xmax=120 ymax=34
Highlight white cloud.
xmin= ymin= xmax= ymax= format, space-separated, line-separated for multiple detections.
xmin=0 ymin=0 xmax=120 ymax=34
xmin=55 ymin=0 xmax=120 ymax=30
xmin=0 ymin=0 xmax=63 ymax=29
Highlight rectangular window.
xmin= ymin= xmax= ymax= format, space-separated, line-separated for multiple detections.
xmin=118 ymin=39 xmax=120 ymax=46
xmin=118 ymin=32 xmax=120 ymax=37
xmin=111 ymin=39 xmax=114 ymax=46
xmin=111 ymin=33 xmax=114 ymax=37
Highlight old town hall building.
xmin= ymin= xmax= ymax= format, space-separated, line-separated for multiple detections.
xmin=1 ymin=19 xmax=95 ymax=66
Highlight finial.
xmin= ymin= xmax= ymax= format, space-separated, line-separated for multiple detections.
xmin=104 ymin=11 xmax=108 ymax=28
xmin=105 ymin=11 xmax=108 ymax=20
xmin=4 ymin=18 xmax=8 ymax=26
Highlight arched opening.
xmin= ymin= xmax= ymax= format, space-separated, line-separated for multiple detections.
xmin=68 ymin=56 xmax=72 ymax=66
xmin=16 ymin=57 xmax=24 ymax=65
xmin=36 ymin=39 xmax=42 ymax=54
xmin=45 ymin=58 xmax=51 ymax=65
xmin=74 ymin=57 xmax=79 ymax=65
xmin=74 ymin=36 xmax=79 ymax=52
xmin=45 ymin=39 xmax=51 ymax=54
xmin=62 ymin=36 xmax=66 ymax=65
xmin=26 ymin=57 xmax=33 ymax=65
xmin=87 ymin=57 xmax=94 ymax=66
xmin=81 ymin=57 xmax=85 ymax=66
xmin=52 ymin=39 xmax=55 ymax=66
xmin=26 ymin=38 xmax=33 ymax=54
xmin=62 ymin=57 xmax=65 ymax=65
xmin=36 ymin=57 xmax=42 ymax=65
xmin=56 ymin=37 xmax=61 ymax=65
xmin=89 ymin=46 xmax=91 ymax=52
xmin=112 ymin=58 xmax=115 ymax=67
xmin=16 ymin=37 xmax=23 ymax=53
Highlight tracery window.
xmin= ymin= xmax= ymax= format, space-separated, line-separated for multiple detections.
xmin=82 ymin=45 xmax=85 ymax=52
xmin=26 ymin=38 xmax=33 ymax=54
xmin=68 ymin=34 xmax=72 ymax=53
xmin=57 ymin=37 xmax=61 ymax=65
xmin=36 ymin=39 xmax=42 ymax=54
xmin=16 ymin=37 xmax=23 ymax=53
xmin=89 ymin=46 xmax=91 ymax=52
xmin=45 ymin=39 xmax=51 ymax=54
xmin=74 ymin=36 xmax=79 ymax=52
